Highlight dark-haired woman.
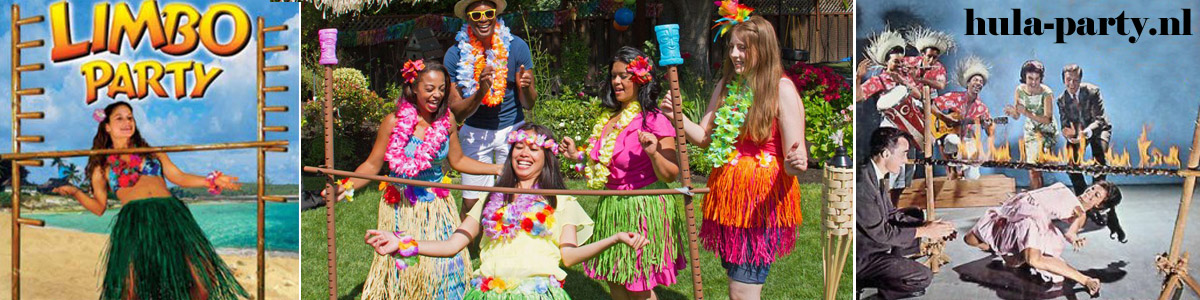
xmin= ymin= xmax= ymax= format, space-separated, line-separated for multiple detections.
xmin=1005 ymin=60 xmax=1056 ymax=189
xmin=557 ymin=46 xmax=683 ymax=299
xmin=365 ymin=123 xmax=649 ymax=299
xmin=52 ymin=101 xmax=246 ymax=299
xmin=965 ymin=181 xmax=1124 ymax=297
xmin=325 ymin=60 xmax=502 ymax=300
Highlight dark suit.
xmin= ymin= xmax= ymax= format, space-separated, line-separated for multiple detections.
xmin=1057 ymin=83 xmax=1111 ymax=195
xmin=856 ymin=162 xmax=931 ymax=299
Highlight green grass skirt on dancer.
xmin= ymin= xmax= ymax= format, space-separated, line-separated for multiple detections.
xmin=101 ymin=197 xmax=247 ymax=300
xmin=582 ymin=181 xmax=686 ymax=286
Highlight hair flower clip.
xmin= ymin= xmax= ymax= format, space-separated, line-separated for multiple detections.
xmin=712 ymin=0 xmax=755 ymax=41
xmin=627 ymin=56 xmax=653 ymax=85
xmin=402 ymin=59 xmax=426 ymax=84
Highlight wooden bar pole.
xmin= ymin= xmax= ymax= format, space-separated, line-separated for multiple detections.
xmin=1158 ymin=105 xmax=1200 ymax=299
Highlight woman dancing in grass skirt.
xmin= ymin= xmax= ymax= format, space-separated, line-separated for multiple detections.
xmin=663 ymin=3 xmax=809 ymax=298
xmin=559 ymin=46 xmax=685 ymax=299
xmin=53 ymin=101 xmax=247 ymax=299
xmin=365 ymin=123 xmax=649 ymax=299
xmin=327 ymin=60 xmax=503 ymax=300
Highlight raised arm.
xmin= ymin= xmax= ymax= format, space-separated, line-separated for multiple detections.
xmin=365 ymin=216 xmax=481 ymax=258
xmin=559 ymin=225 xmax=648 ymax=267
xmin=661 ymin=79 xmax=724 ymax=147
xmin=331 ymin=114 xmax=398 ymax=198
xmin=159 ymin=152 xmax=239 ymax=191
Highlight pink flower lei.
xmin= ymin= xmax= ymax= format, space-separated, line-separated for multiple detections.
xmin=384 ymin=100 xmax=453 ymax=178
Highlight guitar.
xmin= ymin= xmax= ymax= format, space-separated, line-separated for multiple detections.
xmin=932 ymin=112 xmax=1008 ymax=140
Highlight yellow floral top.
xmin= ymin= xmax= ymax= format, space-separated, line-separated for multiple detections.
xmin=466 ymin=195 xmax=594 ymax=292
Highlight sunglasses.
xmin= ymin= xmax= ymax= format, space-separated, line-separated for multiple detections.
xmin=468 ymin=9 xmax=496 ymax=22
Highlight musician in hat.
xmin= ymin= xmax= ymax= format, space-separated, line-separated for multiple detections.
xmin=903 ymin=27 xmax=954 ymax=96
xmin=856 ymin=29 xmax=922 ymax=202
xmin=933 ymin=56 xmax=996 ymax=179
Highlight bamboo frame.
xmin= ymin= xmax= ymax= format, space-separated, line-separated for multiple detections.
xmin=304 ymin=167 xmax=712 ymax=196
xmin=1157 ymin=105 xmax=1200 ymax=300
xmin=9 ymin=5 xmax=44 ymax=300
xmin=256 ymin=16 xmax=293 ymax=300
xmin=5 ymin=7 xmax=291 ymax=299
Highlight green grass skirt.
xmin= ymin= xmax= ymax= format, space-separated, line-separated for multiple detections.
xmin=463 ymin=286 xmax=571 ymax=300
xmin=101 ymin=197 xmax=247 ymax=300
xmin=581 ymin=181 xmax=686 ymax=288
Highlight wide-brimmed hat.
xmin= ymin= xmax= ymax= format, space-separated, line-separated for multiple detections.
xmin=454 ymin=0 xmax=507 ymax=20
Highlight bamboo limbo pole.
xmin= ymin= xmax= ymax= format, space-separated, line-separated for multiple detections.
xmin=1157 ymin=105 xmax=1200 ymax=300
xmin=256 ymin=17 xmax=292 ymax=300
xmin=318 ymin=28 xmax=340 ymax=300
xmin=9 ymin=6 xmax=46 ymax=299
xmin=305 ymin=167 xmax=711 ymax=196
xmin=0 ymin=141 xmax=288 ymax=160
xmin=654 ymin=24 xmax=705 ymax=299
xmin=919 ymin=86 xmax=949 ymax=272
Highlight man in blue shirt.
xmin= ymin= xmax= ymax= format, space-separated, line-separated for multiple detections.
xmin=445 ymin=0 xmax=538 ymax=216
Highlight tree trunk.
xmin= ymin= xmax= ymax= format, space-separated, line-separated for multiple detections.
xmin=663 ymin=0 xmax=715 ymax=78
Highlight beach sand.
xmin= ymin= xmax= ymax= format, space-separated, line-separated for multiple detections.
xmin=0 ymin=212 xmax=299 ymax=299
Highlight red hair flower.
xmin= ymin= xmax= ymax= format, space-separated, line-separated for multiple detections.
xmin=402 ymin=59 xmax=425 ymax=84
xmin=627 ymin=56 xmax=653 ymax=85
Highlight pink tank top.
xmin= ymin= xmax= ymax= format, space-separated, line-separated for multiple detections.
xmin=733 ymin=121 xmax=783 ymax=158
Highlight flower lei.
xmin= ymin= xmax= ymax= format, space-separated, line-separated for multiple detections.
xmin=627 ymin=56 xmax=653 ymax=86
xmin=471 ymin=275 xmax=563 ymax=294
xmin=582 ymin=101 xmax=641 ymax=189
xmin=507 ymin=130 xmax=559 ymax=154
xmin=481 ymin=191 xmax=556 ymax=241
xmin=384 ymin=100 xmax=453 ymax=178
xmin=108 ymin=154 xmax=145 ymax=188
xmin=706 ymin=78 xmax=753 ymax=168
xmin=455 ymin=20 xmax=512 ymax=107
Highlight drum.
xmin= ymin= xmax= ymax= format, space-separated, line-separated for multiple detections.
xmin=876 ymin=86 xmax=926 ymax=144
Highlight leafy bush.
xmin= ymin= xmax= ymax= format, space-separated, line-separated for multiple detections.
xmin=301 ymin=67 xmax=396 ymax=175
xmin=786 ymin=62 xmax=853 ymax=167
xmin=528 ymin=94 xmax=603 ymax=178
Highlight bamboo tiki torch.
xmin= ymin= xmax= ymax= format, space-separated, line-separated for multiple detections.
xmin=654 ymin=24 xmax=705 ymax=300
xmin=822 ymin=138 xmax=854 ymax=300
xmin=318 ymin=28 xmax=339 ymax=300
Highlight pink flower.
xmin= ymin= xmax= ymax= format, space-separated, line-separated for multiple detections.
xmin=402 ymin=59 xmax=425 ymax=84
xmin=627 ymin=56 xmax=654 ymax=85
xmin=681 ymin=52 xmax=692 ymax=59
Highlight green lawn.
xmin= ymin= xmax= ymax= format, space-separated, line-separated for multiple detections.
xmin=300 ymin=179 xmax=853 ymax=299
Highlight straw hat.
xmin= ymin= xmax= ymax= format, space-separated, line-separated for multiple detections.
xmin=865 ymin=29 xmax=906 ymax=66
xmin=454 ymin=0 xmax=507 ymax=20
xmin=906 ymin=26 xmax=955 ymax=54
xmin=956 ymin=55 xmax=991 ymax=87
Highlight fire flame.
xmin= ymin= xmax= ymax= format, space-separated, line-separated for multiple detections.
xmin=984 ymin=123 xmax=1178 ymax=168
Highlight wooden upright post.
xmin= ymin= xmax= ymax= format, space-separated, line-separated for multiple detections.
xmin=655 ymin=24 xmax=705 ymax=299
xmin=1157 ymin=105 xmax=1200 ymax=300
xmin=318 ymin=28 xmax=340 ymax=300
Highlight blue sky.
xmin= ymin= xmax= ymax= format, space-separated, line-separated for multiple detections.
xmin=1 ymin=0 xmax=301 ymax=184
xmin=858 ymin=0 xmax=1200 ymax=185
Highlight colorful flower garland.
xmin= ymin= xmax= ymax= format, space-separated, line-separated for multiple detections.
xmin=481 ymin=191 xmax=556 ymax=241
xmin=706 ymin=78 xmax=753 ymax=168
xmin=582 ymin=101 xmax=641 ymax=189
xmin=384 ymin=100 xmax=453 ymax=178
xmin=471 ymin=275 xmax=563 ymax=294
xmin=507 ymin=130 xmax=560 ymax=154
xmin=454 ymin=20 xmax=513 ymax=107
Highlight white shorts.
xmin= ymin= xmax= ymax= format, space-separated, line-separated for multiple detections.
xmin=457 ymin=122 xmax=522 ymax=199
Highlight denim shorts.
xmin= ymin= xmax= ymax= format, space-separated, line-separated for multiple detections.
xmin=721 ymin=261 xmax=772 ymax=284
